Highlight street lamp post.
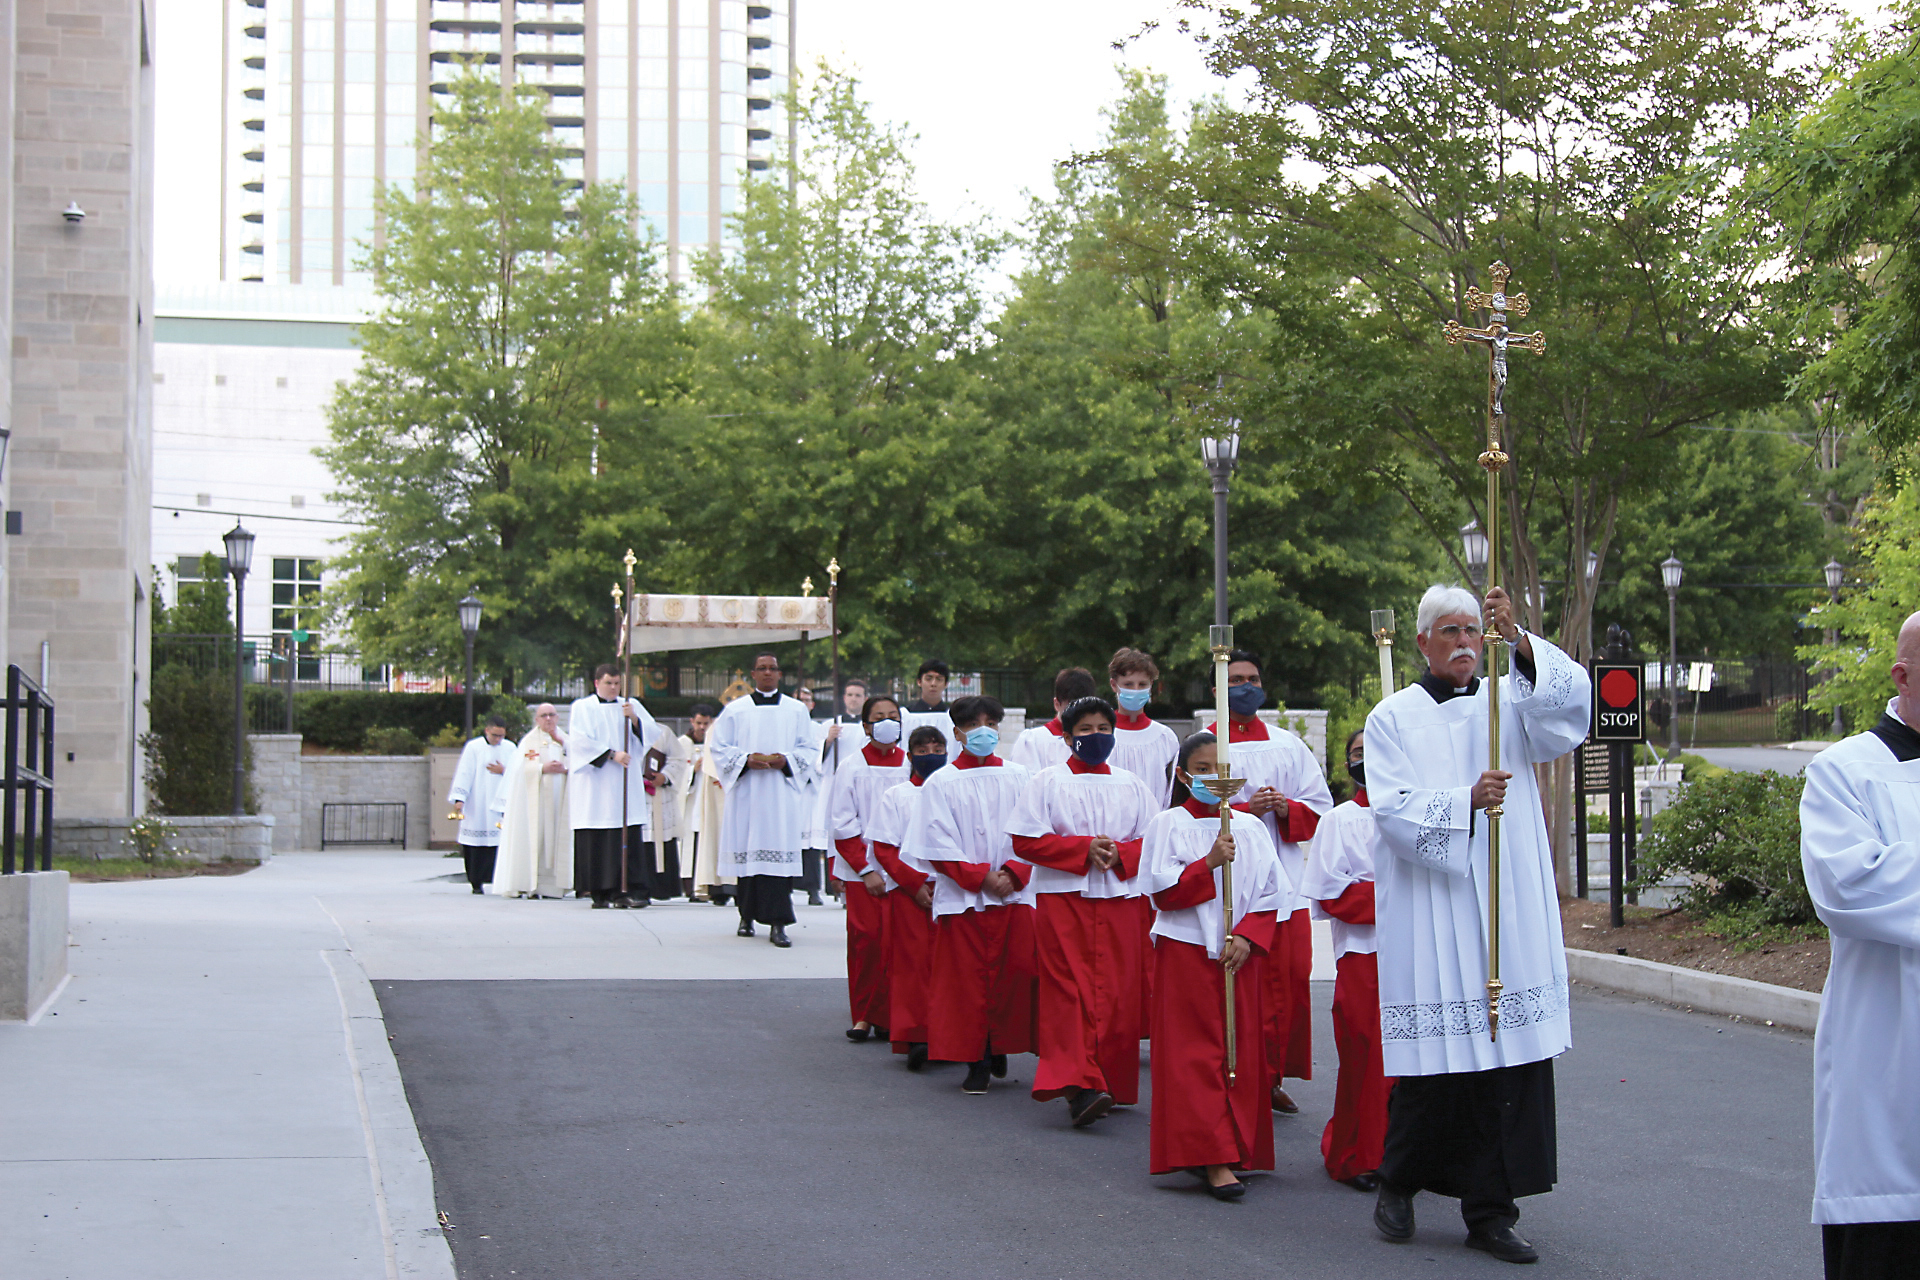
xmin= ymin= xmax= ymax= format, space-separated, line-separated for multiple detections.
xmin=222 ymin=522 xmax=256 ymax=816
xmin=1200 ymin=429 xmax=1241 ymax=628
xmin=458 ymin=592 xmax=483 ymax=738
xmin=1661 ymin=555 xmax=1683 ymax=756
xmin=1460 ymin=518 xmax=1489 ymax=590
xmin=1825 ymin=559 xmax=1845 ymax=737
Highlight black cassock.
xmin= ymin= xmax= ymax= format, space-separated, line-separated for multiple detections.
xmin=1379 ymin=1058 xmax=1556 ymax=1232
xmin=573 ymin=826 xmax=648 ymax=903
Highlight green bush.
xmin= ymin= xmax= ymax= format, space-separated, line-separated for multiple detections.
xmin=1631 ymin=769 xmax=1819 ymax=944
xmin=292 ymin=691 xmax=531 ymax=749
xmin=144 ymin=664 xmax=255 ymax=815
xmin=363 ymin=725 xmax=427 ymax=756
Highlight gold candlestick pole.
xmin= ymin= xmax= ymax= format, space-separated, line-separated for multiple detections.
xmin=1444 ymin=262 xmax=1548 ymax=1042
xmin=1209 ymin=624 xmax=1247 ymax=1083
xmin=1371 ymin=608 xmax=1397 ymax=698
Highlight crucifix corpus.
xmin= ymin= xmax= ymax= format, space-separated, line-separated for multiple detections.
xmin=1442 ymin=261 xmax=1547 ymax=1041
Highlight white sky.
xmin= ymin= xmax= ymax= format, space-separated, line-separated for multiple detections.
xmin=150 ymin=0 xmax=1225 ymax=289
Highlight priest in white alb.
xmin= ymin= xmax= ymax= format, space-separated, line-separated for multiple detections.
xmin=707 ymin=652 xmax=818 ymax=948
xmin=448 ymin=715 xmax=515 ymax=895
xmin=1801 ymin=609 xmax=1920 ymax=1280
xmin=568 ymin=664 xmax=663 ymax=909
xmin=1364 ymin=584 xmax=1589 ymax=1266
xmin=490 ymin=703 xmax=571 ymax=899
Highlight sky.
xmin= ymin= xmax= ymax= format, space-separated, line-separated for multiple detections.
xmin=149 ymin=0 xmax=1227 ymax=289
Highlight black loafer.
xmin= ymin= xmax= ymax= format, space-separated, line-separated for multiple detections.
xmin=1340 ymin=1172 xmax=1382 ymax=1193
xmin=962 ymin=1061 xmax=992 ymax=1094
xmin=769 ymin=925 xmax=791 ymax=948
xmin=870 ymin=1026 xmax=888 ymax=1041
xmin=1069 ymin=1089 xmax=1115 ymax=1128
xmin=592 ymin=899 xmax=610 ymax=909
xmin=737 ymin=922 xmax=755 ymax=937
xmin=1375 ymin=1183 xmax=1415 ymax=1242
xmin=990 ymin=1054 xmax=1008 ymax=1079
xmin=1466 ymin=1226 xmax=1538 ymax=1264
xmin=1207 ymin=1178 xmax=1246 ymax=1201
xmin=905 ymin=1042 xmax=929 ymax=1072
xmin=846 ymin=1026 xmax=871 ymax=1043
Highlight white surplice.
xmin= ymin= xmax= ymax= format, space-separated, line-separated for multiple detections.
xmin=489 ymin=728 xmax=571 ymax=897
xmin=868 ymin=777 xmax=925 ymax=858
xmin=647 ymin=731 xmax=690 ymax=873
xmin=1008 ymin=719 xmax=1071 ymax=773
xmin=1111 ymin=714 xmax=1180 ymax=807
xmin=1800 ymin=701 xmax=1920 ymax=1226
xmin=809 ymin=716 xmax=861 ymax=855
xmin=1301 ymin=799 xmax=1379 ymax=958
xmin=1364 ymin=631 xmax=1589 ymax=1077
xmin=448 ymin=736 xmax=515 ymax=846
xmin=565 ymin=695 xmax=661 ymax=833
xmin=901 ymin=758 xmax=1035 ymax=918
xmin=1004 ymin=762 xmax=1158 ymax=898
xmin=1141 ymin=805 xmax=1288 ymax=959
xmin=708 ymin=692 xmax=818 ymax=878
xmin=1196 ymin=714 xmax=1333 ymax=903
xmin=828 ymin=744 xmax=913 ymax=885
xmin=902 ymin=709 xmax=961 ymax=760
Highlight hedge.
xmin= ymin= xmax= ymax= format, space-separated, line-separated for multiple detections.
xmin=257 ymin=690 xmax=534 ymax=751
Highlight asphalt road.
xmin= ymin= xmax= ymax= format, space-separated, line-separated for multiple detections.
xmin=379 ymin=979 xmax=1818 ymax=1280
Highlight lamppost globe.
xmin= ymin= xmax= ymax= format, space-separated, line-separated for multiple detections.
xmin=1660 ymin=555 xmax=1683 ymax=595
xmin=1200 ymin=429 xmax=1241 ymax=479
xmin=1824 ymin=559 xmax=1844 ymax=593
xmin=1200 ymin=427 xmax=1241 ymax=629
xmin=222 ymin=521 xmax=255 ymax=579
xmin=457 ymin=592 xmax=483 ymax=638
xmin=1460 ymin=518 xmax=1489 ymax=588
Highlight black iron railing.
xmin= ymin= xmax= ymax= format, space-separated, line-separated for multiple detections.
xmin=3 ymin=665 xmax=54 ymax=874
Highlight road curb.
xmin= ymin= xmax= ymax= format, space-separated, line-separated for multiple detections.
xmin=1565 ymin=946 xmax=1821 ymax=1033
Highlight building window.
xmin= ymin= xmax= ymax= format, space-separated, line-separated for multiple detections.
xmin=272 ymin=557 xmax=324 ymax=678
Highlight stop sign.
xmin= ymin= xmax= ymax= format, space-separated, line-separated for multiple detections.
xmin=1593 ymin=664 xmax=1644 ymax=741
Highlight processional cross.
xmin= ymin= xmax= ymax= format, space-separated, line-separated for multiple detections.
xmin=1442 ymin=261 xmax=1546 ymax=1041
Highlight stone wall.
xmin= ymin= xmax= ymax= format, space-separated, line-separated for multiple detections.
xmin=249 ymin=734 xmax=303 ymax=853
xmin=52 ymin=815 xmax=275 ymax=863
xmin=298 ymin=754 xmax=430 ymax=851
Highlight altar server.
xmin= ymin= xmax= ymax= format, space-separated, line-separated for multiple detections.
xmin=568 ymin=667 xmax=662 ymax=908
xmin=708 ymin=653 xmax=819 ymax=948
xmin=1206 ymin=649 xmax=1333 ymax=1113
xmin=1009 ymin=667 xmax=1097 ymax=773
xmin=1364 ymin=585 xmax=1588 ymax=1264
xmin=1108 ymin=648 xmax=1179 ymax=804
xmin=904 ymin=695 xmax=1037 ymax=1094
xmin=1801 ymin=609 xmax=1920 ymax=1280
xmin=1143 ymin=731 xmax=1286 ymax=1200
xmin=829 ymin=694 xmax=912 ymax=1040
xmin=682 ymin=704 xmax=731 ymax=905
xmin=869 ymin=726 xmax=948 ymax=1068
xmin=642 ymin=729 xmax=690 ymax=901
xmin=448 ymin=715 xmax=515 ymax=893
xmin=1302 ymin=729 xmax=1392 ymax=1190
xmin=490 ymin=703 xmax=571 ymax=899
xmin=795 ymin=687 xmax=832 ymax=906
xmin=1007 ymin=696 xmax=1159 ymax=1126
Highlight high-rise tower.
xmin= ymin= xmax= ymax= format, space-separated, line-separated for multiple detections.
xmin=220 ymin=0 xmax=793 ymax=286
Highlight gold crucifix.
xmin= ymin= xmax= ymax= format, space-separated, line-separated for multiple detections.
xmin=1442 ymin=260 xmax=1546 ymax=1042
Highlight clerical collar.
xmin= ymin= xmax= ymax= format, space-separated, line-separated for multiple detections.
xmin=1418 ymin=670 xmax=1480 ymax=703
xmin=597 ymin=695 xmax=616 ymax=703
xmin=749 ymin=690 xmax=782 ymax=707
xmin=1871 ymin=709 xmax=1920 ymax=762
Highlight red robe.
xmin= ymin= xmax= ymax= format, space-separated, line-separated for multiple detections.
xmin=1314 ymin=792 xmax=1393 ymax=1179
xmin=872 ymin=837 xmax=933 ymax=1052
xmin=831 ymin=745 xmax=907 ymax=1029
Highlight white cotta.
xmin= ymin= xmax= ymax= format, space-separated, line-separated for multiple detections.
xmin=1301 ymin=800 xmax=1380 ymax=958
xmin=1141 ymin=805 xmax=1288 ymax=960
xmin=707 ymin=694 xmax=819 ymax=878
xmin=1364 ymin=631 xmax=1589 ymax=1077
xmin=1004 ymin=764 xmax=1159 ymax=898
xmin=901 ymin=709 xmax=961 ymax=760
xmin=565 ymin=696 xmax=661 ymax=832
xmin=901 ymin=760 xmax=1036 ymax=918
xmin=489 ymin=727 xmax=571 ymax=897
xmin=1008 ymin=722 xmax=1070 ymax=773
xmin=867 ymin=777 xmax=924 ymax=856
xmin=828 ymin=747 xmax=914 ymax=884
xmin=1800 ymin=704 xmax=1920 ymax=1226
xmin=1111 ymin=717 xmax=1180 ymax=806
xmin=646 ymin=731 xmax=690 ymax=872
xmin=799 ymin=716 xmax=832 ymax=848
xmin=1196 ymin=715 xmax=1334 ymax=895
xmin=808 ymin=718 xmax=859 ymax=854
xmin=448 ymin=735 xmax=515 ymax=846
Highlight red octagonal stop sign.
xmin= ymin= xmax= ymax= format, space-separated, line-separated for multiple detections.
xmin=1600 ymin=669 xmax=1640 ymax=708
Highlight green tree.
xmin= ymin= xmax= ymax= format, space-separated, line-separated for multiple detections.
xmin=1803 ymin=482 xmax=1920 ymax=729
xmin=145 ymin=555 xmax=251 ymax=816
xmin=321 ymin=73 xmax=684 ymax=692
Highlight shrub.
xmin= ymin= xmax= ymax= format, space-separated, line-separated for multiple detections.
xmin=1631 ymin=769 xmax=1819 ymax=944
xmin=293 ymin=691 xmax=531 ymax=749
xmin=124 ymin=816 xmax=181 ymax=865
xmin=363 ymin=725 xmax=426 ymax=756
xmin=144 ymin=664 xmax=255 ymax=815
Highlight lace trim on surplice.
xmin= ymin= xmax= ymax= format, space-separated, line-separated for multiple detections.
xmin=1380 ymin=977 xmax=1569 ymax=1041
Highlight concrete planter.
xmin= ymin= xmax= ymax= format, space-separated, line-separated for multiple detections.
xmin=52 ymin=815 xmax=276 ymax=864
xmin=0 ymin=871 xmax=69 ymax=1022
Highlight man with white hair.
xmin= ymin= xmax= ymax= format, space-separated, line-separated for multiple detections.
xmin=1363 ymin=584 xmax=1589 ymax=1264
xmin=1800 ymin=610 xmax=1920 ymax=1279
xmin=491 ymin=703 xmax=571 ymax=899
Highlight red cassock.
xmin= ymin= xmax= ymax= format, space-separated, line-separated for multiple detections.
xmin=1267 ymin=905 xmax=1316 ymax=1082
xmin=872 ymin=838 xmax=934 ymax=1051
xmin=1315 ymin=867 xmax=1393 ymax=1181
xmin=925 ymin=893 xmax=1038 ymax=1062
xmin=1147 ymin=857 xmax=1280 ymax=1174
xmin=829 ymin=745 xmax=912 ymax=1030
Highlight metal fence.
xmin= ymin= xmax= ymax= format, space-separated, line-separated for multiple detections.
xmin=3 ymin=665 xmax=54 ymax=875
xmin=1641 ymin=656 xmax=1815 ymax=747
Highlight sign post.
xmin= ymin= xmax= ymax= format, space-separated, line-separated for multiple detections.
xmin=1592 ymin=626 xmax=1645 ymax=929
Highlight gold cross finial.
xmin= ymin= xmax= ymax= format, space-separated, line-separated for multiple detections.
xmin=802 ymin=576 xmax=814 ymax=597
xmin=611 ymin=581 xmax=623 ymax=611
xmin=622 ymin=548 xmax=637 ymax=574
xmin=828 ymin=557 xmax=840 ymax=586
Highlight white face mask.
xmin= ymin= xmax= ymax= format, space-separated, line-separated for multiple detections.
xmin=869 ymin=718 xmax=902 ymax=745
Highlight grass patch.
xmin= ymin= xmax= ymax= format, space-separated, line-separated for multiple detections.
xmin=49 ymin=857 xmax=260 ymax=883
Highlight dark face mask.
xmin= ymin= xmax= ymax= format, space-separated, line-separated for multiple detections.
xmin=1070 ymin=731 xmax=1116 ymax=767
xmin=1228 ymin=682 xmax=1267 ymax=718
xmin=1348 ymin=758 xmax=1366 ymax=789
xmin=910 ymin=753 xmax=946 ymax=779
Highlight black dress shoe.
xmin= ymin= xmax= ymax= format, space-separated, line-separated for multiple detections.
xmin=592 ymin=899 xmax=611 ymax=909
xmin=1374 ymin=1183 xmax=1415 ymax=1242
xmin=846 ymin=1025 xmax=871 ymax=1042
xmin=1069 ymin=1089 xmax=1115 ymax=1127
xmin=737 ymin=922 xmax=755 ymax=937
xmin=625 ymin=896 xmax=650 ymax=909
xmin=870 ymin=1026 xmax=888 ymax=1041
xmin=990 ymin=1054 xmax=1008 ymax=1079
xmin=905 ymin=1042 xmax=929 ymax=1072
xmin=1340 ymin=1172 xmax=1382 ymax=1193
xmin=1207 ymin=1178 xmax=1247 ymax=1202
xmin=807 ymin=891 xmax=825 ymax=907
xmin=471 ymin=885 xmax=484 ymax=895
xmin=962 ymin=1060 xmax=992 ymax=1094
xmin=1465 ymin=1226 xmax=1538 ymax=1264
xmin=769 ymin=925 xmax=791 ymax=948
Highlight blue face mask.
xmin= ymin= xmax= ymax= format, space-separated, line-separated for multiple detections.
xmin=1070 ymin=731 xmax=1116 ymax=767
xmin=1187 ymin=774 xmax=1221 ymax=805
xmin=1114 ymin=687 xmax=1151 ymax=713
xmin=910 ymin=752 xmax=946 ymax=779
xmin=962 ymin=726 xmax=999 ymax=758
xmin=1227 ymin=682 xmax=1266 ymax=718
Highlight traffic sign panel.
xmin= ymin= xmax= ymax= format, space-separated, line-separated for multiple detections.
xmin=1593 ymin=662 xmax=1645 ymax=742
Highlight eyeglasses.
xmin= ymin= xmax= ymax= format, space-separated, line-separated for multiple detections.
xmin=1432 ymin=624 xmax=1484 ymax=641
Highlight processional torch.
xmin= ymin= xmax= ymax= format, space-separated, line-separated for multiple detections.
xmin=615 ymin=548 xmax=638 ymax=898
xmin=1444 ymin=262 xmax=1547 ymax=1042
xmin=1371 ymin=609 xmax=1397 ymax=698
xmin=828 ymin=558 xmax=842 ymax=772
xmin=1210 ymin=624 xmax=1247 ymax=1084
